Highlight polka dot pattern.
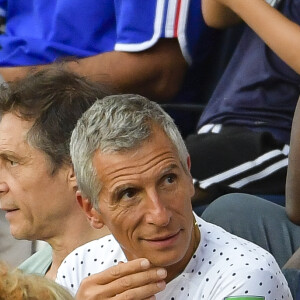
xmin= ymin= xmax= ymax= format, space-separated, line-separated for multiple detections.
xmin=56 ymin=235 xmax=126 ymax=296
xmin=56 ymin=214 xmax=292 ymax=299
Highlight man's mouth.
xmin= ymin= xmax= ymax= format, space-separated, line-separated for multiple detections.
xmin=3 ymin=208 xmax=20 ymax=219
xmin=1 ymin=206 xmax=19 ymax=212
xmin=144 ymin=230 xmax=181 ymax=247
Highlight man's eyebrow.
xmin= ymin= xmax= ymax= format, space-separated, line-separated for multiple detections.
xmin=161 ymin=163 xmax=179 ymax=174
xmin=111 ymin=164 xmax=179 ymax=198
xmin=0 ymin=151 xmax=17 ymax=159
xmin=0 ymin=151 xmax=23 ymax=161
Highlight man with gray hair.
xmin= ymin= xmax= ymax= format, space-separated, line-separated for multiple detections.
xmin=57 ymin=94 xmax=291 ymax=299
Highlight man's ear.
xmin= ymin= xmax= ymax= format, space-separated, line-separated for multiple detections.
xmin=76 ymin=190 xmax=104 ymax=230
xmin=186 ymin=155 xmax=195 ymax=197
xmin=187 ymin=155 xmax=192 ymax=171
xmin=68 ymin=166 xmax=78 ymax=191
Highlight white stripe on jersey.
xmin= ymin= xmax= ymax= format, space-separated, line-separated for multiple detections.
xmin=177 ymin=0 xmax=192 ymax=64
xmin=115 ymin=0 xmax=166 ymax=52
xmin=229 ymin=157 xmax=288 ymax=188
xmin=199 ymin=145 xmax=290 ymax=189
xmin=115 ymin=0 xmax=192 ymax=63
xmin=165 ymin=0 xmax=178 ymax=37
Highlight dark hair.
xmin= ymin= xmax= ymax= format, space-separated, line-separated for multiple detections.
xmin=0 ymin=66 xmax=111 ymax=173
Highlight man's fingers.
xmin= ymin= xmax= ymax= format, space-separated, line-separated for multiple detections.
xmin=114 ymin=280 xmax=166 ymax=300
xmin=99 ymin=267 xmax=167 ymax=297
xmin=76 ymin=259 xmax=151 ymax=298
xmin=76 ymin=258 xmax=167 ymax=299
xmin=76 ymin=280 xmax=165 ymax=300
xmin=85 ymin=258 xmax=151 ymax=285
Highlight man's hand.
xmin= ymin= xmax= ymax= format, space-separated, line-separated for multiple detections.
xmin=75 ymin=258 xmax=167 ymax=300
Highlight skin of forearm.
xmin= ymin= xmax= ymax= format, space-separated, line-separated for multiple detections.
xmin=286 ymin=103 xmax=300 ymax=224
xmin=202 ymin=0 xmax=241 ymax=28
xmin=285 ymin=99 xmax=300 ymax=225
xmin=216 ymin=0 xmax=300 ymax=74
xmin=0 ymin=39 xmax=187 ymax=102
xmin=286 ymin=161 xmax=300 ymax=225
xmin=283 ymin=247 xmax=300 ymax=269
xmin=69 ymin=39 xmax=187 ymax=102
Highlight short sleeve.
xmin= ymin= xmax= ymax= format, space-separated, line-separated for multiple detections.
xmin=0 ymin=0 xmax=6 ymax=16
xmin=114 ymin=0 xmax=207 ymax=64
xmin=211 ymin=268 xmax=292 ymax=299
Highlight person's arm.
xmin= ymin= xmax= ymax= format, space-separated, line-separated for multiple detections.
xmin=286 ymin=99 xmax=300 ymax=224
xmin=283 ymin=247 xmax=300 ymax=269
xmin=0 ymin=38 xmax=187 ymax=102
xmin=202 ymin=0 xmax=241 ymax=28
xmin=203 ymin=0 xmax=300 ymax=74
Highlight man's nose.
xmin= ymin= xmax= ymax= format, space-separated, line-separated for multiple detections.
xmin=0 ymin=181 xmax=9 ymax=198
xmin=144 ymin=190 xmax=171 ymax=226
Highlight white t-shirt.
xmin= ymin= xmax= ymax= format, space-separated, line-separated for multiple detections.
xmin=56 ymin=214 xmax=291 ymax=299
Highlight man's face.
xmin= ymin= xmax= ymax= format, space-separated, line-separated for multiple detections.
xmin=91 ymin=125 xmax=196 ymax=271
xmin=0 ymin=113 xmax=76 ymax=240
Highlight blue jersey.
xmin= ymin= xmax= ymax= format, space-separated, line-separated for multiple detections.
xmin=198 ymin=0 xmax=300 ymax=144
xmin=0 ymin=0 xmax=209 ymax=66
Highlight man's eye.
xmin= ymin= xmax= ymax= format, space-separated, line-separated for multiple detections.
xmin=120 ymin=188 xmax=137 ymax=200
xmin=9 ymin=160 xmax=18 ymax=167
xmin=165 ymin=174 xmax=177 ymax=184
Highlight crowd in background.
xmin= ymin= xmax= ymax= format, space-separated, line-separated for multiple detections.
xmin=0 ymin=0 xmax=300 ymax=299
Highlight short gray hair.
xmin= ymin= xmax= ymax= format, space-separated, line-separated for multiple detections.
xmin=70 ymin=94 xmax=189 ymax=209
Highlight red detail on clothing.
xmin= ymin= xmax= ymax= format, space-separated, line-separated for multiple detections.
xmin=174 ymin=0 xmax=182 ymax=37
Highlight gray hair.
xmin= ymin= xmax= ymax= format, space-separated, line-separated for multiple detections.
xmin=70 ymin=94 xmax=189 ymax=209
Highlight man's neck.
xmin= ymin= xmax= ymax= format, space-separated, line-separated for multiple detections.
xmin=44 ymin=220 xmax=110 ymax=280
xmin=165 ymin=223 xmax=200 ymax=283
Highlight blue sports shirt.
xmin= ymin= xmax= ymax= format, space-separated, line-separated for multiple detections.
xmin=0 ymin=0 xmax=209 ymax=66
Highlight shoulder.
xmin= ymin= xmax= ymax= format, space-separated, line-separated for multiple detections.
xmin=211 ymin=267 xmax=291 ymax=298
xmin=59 ymin=235 xmax=123 ymax=268
xmin=194 ymin=216 xmax=291 ymax=298
xmin=18 ymin=243 xmax=52 ymax=275
xmin=197 ymin=215 xmax=278 ymax=268
xmin=56 ymin=235 xmax=125 ymax=296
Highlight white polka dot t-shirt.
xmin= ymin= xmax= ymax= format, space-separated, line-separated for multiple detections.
xmin=56 ymin=214 xmax=291 ymax=299
xmin=56 ymin=235 xmax=126 ymax=296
